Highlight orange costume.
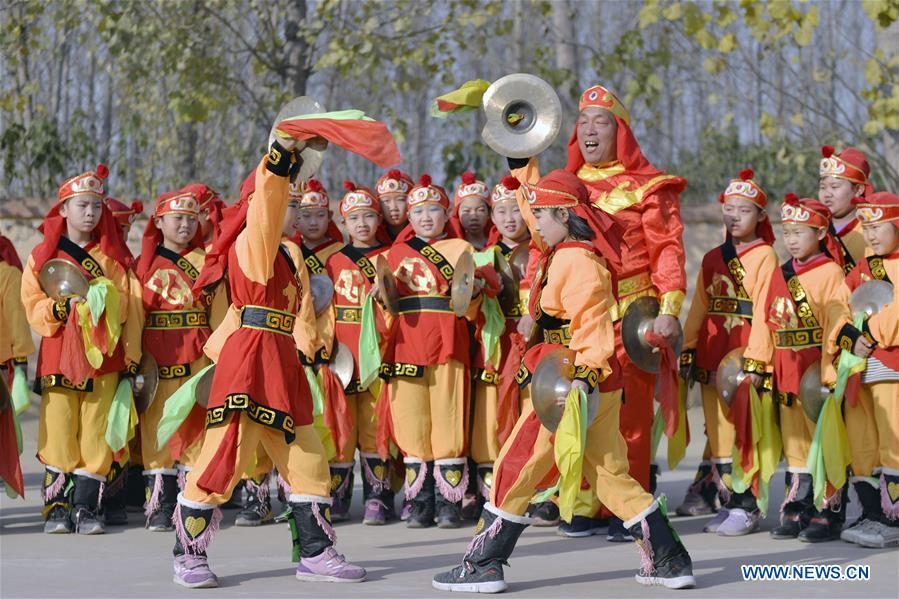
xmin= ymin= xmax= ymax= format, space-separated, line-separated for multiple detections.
xmin=820 ymin=146 xmax=873 ymax=272
xmin=744 ymin=196 xmax=848 ymax=539
xmin=134 ymin=189 xmax=210 ymax=529
xmin=677 ymin=170 xmax=778 ymax=518
xmin=21 ymin=165 xmax=137 ymax=534
xmin=832 ymin=192 xmax=899 ymax=542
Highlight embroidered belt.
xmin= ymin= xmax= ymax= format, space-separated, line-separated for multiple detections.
xmin=158 ymin=363 xmax=192 ymax=379
xmin=543 ymin=325 xmax=572 ymax=345
xmin=707 ymin=297 xmax=753 ymax=318
xmin=471 ymin=368 xmax=500 ymax=385
xmin=344 ymin=378 xmax=367 ymax=394
xmin=240 ymin=305 xmax=295 ymax=336
xmin=774 ymin=327 xmax=823 ymax=349
xmin=39 ymin=374 xmax=93 ymax=392
xmin=379 ymin=362 xmax=425 ymax=379
xmin=515 ymin=362 xmax=532 ymax=387
xmin=617 ymin=271 xmax=653 ymax=297
xmin=693 ymin=366 xmax=712 ymax=385
xmin=397 ymin=296 xmax=453 ymax=314
xmin=145 ymin=310 xmax=209 ymax=330
xmin=336 ymin=306 xmax=362 ymax=323
xmin=205 ymin=393 xmax=295 ymax=442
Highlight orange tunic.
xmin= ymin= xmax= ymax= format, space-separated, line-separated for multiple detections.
xmin=137 ymin=246 xmax=210 ymax=368
xmin=834 ymin=217 xmax=868 ymax=273
xmin=0 ymin=260 xmax=35 ymax=365
xmin=21 ymin=241 xmax=130 ymax=381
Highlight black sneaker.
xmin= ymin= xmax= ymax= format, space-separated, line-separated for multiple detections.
xmin=147 ymin=504 xmax=176 ymax=532
xmin=770 ymin=514 xmax=802 ymax=539
xmin=72 ymin=506 xmax=105 ymax=535
xmin=558 ymin=516 xmax=608 ymax=538
xmin=606 ymin=516 xmax=634 ymax=542
xmin=798 ymin=516 xmax=840 ymax=543
xmin=436 ymin=502 xmax=461 ymax=529
xmin=432 ymin=560 xmax=508 ymax=594
xmin=407 ymin=501 xmax=435 ymax=528
xmin=527 ymin=501 xmax=560 ymax=527
xmin=635 ymin=547 xmax=696 ymax=589
xmin=235 ymin=497 xmax=273 ymax=527
xmin=43 ymin=504 xmax=73 ymax=534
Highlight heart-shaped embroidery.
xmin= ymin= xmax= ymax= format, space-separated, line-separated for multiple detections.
xmin=406 ymin=467 xmax=418 ymax=485
xmin=444 ymin=470 xmax=462 ymax=487
xmin=482 ymin=472 xmax=494 ymax=487
xmin=330 ymin=473 xmax=343 ymax=491
xmin=185 ymin=516 xmax=207 ymax=539
xmin=474 ymin=517 xmax=485 ymax=535
xmin=888 ymin=481 xmax=899 ymax=502
xmin=373 ymin=464 xmax=385 ymax=481
xmin=44 ymin=472 xmax=53 ymax=487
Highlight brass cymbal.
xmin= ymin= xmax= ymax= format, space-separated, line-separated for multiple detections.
xmin=622 ymin=297 xmax=660 ymax=373
xmin=508 ymin=243 xmax=529 ymax=282
xmin=495 ymin=252 xmax=519 ymax=315
xmin=194 ymin=364 xmax=216 ymax=409
xmin=330 ymin=342 xmax=354 ymax=389
xmin=451 ymin=251 xmax=476 ymax=317
xmin=310 ymin=274 xmax=334 ymax=316
xmin=38 ymin=259 xmax=89 ymax=300
xmin=531 ymin=347 xmax=599 ymax=432
xmin=133 ymin=353 xmax=159 ymax=414
xmin=481 ymin=73 xmax=562 ymax=159
xmin=715 ymin=346 xmax=747 ymax=408
xmin=269 ymin=96 xmax=327 ymax=181
xmin=849 ymin=280 xmax=894 ymax=318
xmin=375 ymin=255 xmax=399 ymax=315
xmin=799 ymin=362 xmax=829 ymax=423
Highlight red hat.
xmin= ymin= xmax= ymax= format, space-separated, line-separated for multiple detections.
xmin=407 ymin=174 xmax=450 ymax=212
xmin=491 ymin=176 xmax=521 ymax=206
xmin=578 ymin=85 xmax=631 ymax=125
xmin=153 ymin=190 xmax=200 ymax=217
xmin=453 ymin=171 xmax=490 ymax=204
xmin=781 ymin=193 xmax=832 ymax=229
xmin=820 ymin=146 xmax=870 ymax=191
xmin=180 ymin=183 xmax=221 ymax=209
xmin=104 ymin=197 xmax=144 ymax=227
xmin=339 ymin=180 xmax=380 ymax=217
xmin=57 ymin=164 xmax=109 ymax=204
xmin=291 ymin=178 xmax=330 ymax=209
xmin=853 ymin=192 xmax=899 ymax=225
xmin=720 ymin=168 xmax=767 ymax=208
xmin=376 ymin=169 xmax=414 ymax=198
xmin=135 ymin=189 xmax=204 ymax=277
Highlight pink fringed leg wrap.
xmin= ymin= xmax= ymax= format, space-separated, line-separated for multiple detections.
xmin=636 ymin=519 xmax=654 ymax=575
xmin=174 ymin=502 xmax=222 ymax=555
xmin=145 ymin=473 xmax=163 ymax=520
xmin=465 ymin=514 xmax=503 ymax=557
xmin=404 ymin=461 xmax=426 ymax=501
xmin=312 ymin=502 xmax=337 ymax=544
xmin=277 ymin=472 xmax=291 ymax=500
xmin=710 ymin=463 xmax=732 ymax=504
xmin=248 ymin=474 xmax=270 ymax=503
xmin=177 ymin=469 xmax=188 ymax=491
xmin=880 ymin=474 xmax=899 ymax=521
xmin=43 ymin=470 xmax=66 ymax=503
xmin=362 ymin=459 xmax=387 ymax=494
xmin=780 ymin=472 xmax=801 ymax=516
xmin=477 ymin=476 xmax=491 ymax=501
xmin=435 ymin=463 xmax=468 ymax=504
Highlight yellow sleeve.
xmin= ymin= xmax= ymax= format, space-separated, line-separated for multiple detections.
xmin=0 ymin=265 xmax=35 ymax=360
xmin=21 ymin=255 xmax=65 ymax=338
xmin=818 ymin=268 xmax=850 ymax=386
xmin=511 ymin=157 xmax=544 ymax=250
xmin=121 ymin=271 xmax=144 ymax=367
xmin=236 ymin=157 xmax=290 ymax=285
xmin=681 ymin=269 xmax=707 ymax=352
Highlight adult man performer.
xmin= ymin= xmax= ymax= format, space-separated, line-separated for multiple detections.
xmin=511 ymin=84 xmax=687 ymax=539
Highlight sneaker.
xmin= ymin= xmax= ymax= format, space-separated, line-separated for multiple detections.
xmin=528 ymin=501 xmax=560 ymax=527
xmin=702 ymin=508 xmax=730 ymax=533
xmin=716 ymin=508 xmax=760 ymax=536
xmin=72 ymin=506 xmax=105 ymax=535
xmin=558 ymin=516 xmax=608 ymax=538
xmin=855 ymin=520 xmax=899 ymax=549
xmin=798 ymin=515 xmax=840 ymax=543
xmin=101 ymin=500 xmax=128 ymax=526
xmin=43 ymin=505 xmax=73 ymax=534
xmin=436 ymin=503 xmax=462 ymax=529
xmin=606 ymin=516 xmax=634 ymax=542
xmin=400 ymin=499 xmax=412 ymax=521
xmin=432 ymin=560 xmax=507 ymax=594
xmin=840 ymin=517 xmax=872 ymax=545
xmin=173 ymin=554 xmax=219 ymax=588
xmin=147 ymin=504 xmax=176 ymax=532
xmin=295 ymin=546 xmax=366 ymax=583
xmin=676 ymin=489 xmax=717 ymax=517
xmin=235 ymin=498 xmax=273 ymax=527
xmin=362 ymin=499 xmax=390 ymax=526
xmin=770 ymin=513 xmax=802 ymax=539
xmin=634 ymin=550 xmax=696 ymax=590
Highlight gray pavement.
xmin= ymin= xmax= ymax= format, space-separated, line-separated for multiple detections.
xmin=2 ymin=406 xmax=896 ymax=598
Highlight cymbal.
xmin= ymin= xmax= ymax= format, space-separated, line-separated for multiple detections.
xmin=799 ymin=362 xmax=829 ymax=423
xmin=194 ymin=364 xmax=216 ymax=409
xmin=310 ymin=274 xmax=334 ymax=316
xmin=531 ymin=347 xmax=598 ymax=432
xmin=495 ymin=253 xmax=519 ymax=315
xmin=508 ymin=243 xmax=529 ymax=282
xmin=715 ymin=346 xmax=747 ymax=408
xmin=330 ymin=342 xmax=354 ymax=389
xmin=451 ymin=251 xmax=476 ymax=317
xmin=622 ymin=297 xmax=660 ymax=373
xmin=849 ymin=280 xmax=894 ymax=318
xmin=133 ymin=353 xmax=159 ymax=414
xmin=481 ymin=73 xmax=562 ymax=159
xmin=269 ymin=96 xmax=327 ymax=181
xmin=38 ymin=259 xmax=89 ymax=300
xmin=375 ymin=255 xmax=399 ymax=315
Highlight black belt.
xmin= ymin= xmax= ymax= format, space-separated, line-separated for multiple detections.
xmin=344 ymin=378 xmax=367 ymax=394
xmin=146 ymin=310 xmax=209 ymax=330
xmin=707 ymin=297 xmax=753 ymax=318
xmin=543 ymin=325 xmax=572 ymax=345
xmin=159 ymin=363 xmax=192 ymax=379
xmin=471 ymin=368 xmax=499 ymax=385
xmin=774 ymin=327 xmax=823 ymax=349
xmin=240 ymin=305 xmax=295 ymax=336
xmin=397 ymin=296 xmax=453 ymax=314
xmin=336 ymin=306 xmax=362 ymax=323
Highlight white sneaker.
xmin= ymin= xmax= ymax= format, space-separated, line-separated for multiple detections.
xmin=840 ymin=518 xmax=872 ymax=545
xmin=703 ymin=509 xmax=730 ymax=533
xmin=855 ymin=520 xmax=899 ymax=548
xmin=716 ymin=508 xmax=761 ymax=536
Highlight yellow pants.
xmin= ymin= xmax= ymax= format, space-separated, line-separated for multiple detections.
xmin=779 ymin=399 xmax=815 ymax=470
xmin=491 ymin=389 xmax=653 ymax=522
xmin=140 ymin=357 xmax=209 ymax=470
xmin=38 ymin=372 xmax=118 ymax=476
xmin=183 ymin=414 xmax=330 ymax=505
xmin=470 ymin=381 xmax=500 ymax=465
xmin=388 ymin=359 xmax=467 ymax=461
xmin=700 ymin=383 xmax=736 ymax=459
xmin=335 ymin=390 xmax=379 ymax=462
xmin=846 ymin=382 xmax=899 ymax=474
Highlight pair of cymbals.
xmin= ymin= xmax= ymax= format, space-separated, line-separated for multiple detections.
xmin=310 ymin=274 xmax=334 ymax=316
xmin=451 ymin=252 xmax=476 ymax=317
xmin=481 ymin=73 xmax=563 ymax=159
xmin=715 ymin=346 xmax=748 ymax=408
xmin=375 ymin=255 xmax=399 ymax=315
xmin=269 ymin=96 xmax=327 ymax=181
xmin=799 ymin=362 xmax=830 ymax=423
xmin=621 ymin=297 xmax=684 ymax=373
xmin=133 ymin=353 xmax=160 ymax=414
xmin=849 ymin=280 xmax=893 ymax=318
xmin=531 ymin=348 xmax=599 ymax=432
xmin=38 ymin=259 xmax=89 ymax=300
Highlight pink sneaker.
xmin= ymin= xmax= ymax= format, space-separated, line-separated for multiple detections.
xmin=296 ymin=546 xmax=366 ymax=583
xmin=173 ymin=554 xmax=219 ymax=588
